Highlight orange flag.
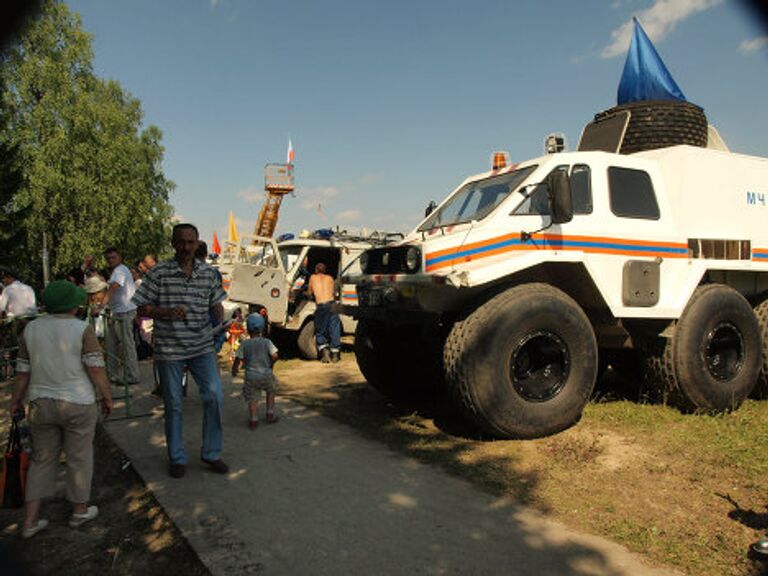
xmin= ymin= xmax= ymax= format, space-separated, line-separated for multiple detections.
xmin=212 ymin=230 xmax=221 ymax=254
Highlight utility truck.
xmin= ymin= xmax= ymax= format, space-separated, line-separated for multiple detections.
xmin=346 ymin=142 xmax=768 ymax=438
xmin=227 ymin=230 xmax=401 ymax=359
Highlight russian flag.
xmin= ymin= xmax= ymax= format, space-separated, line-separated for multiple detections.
xmin=287 ymin=138 xmax=295 ymax=165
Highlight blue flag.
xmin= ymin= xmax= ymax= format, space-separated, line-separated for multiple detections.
xmin=617 ymin=18 xmax=686 ymax=104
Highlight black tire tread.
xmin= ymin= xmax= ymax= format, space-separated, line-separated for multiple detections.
xmin=752 ymin=297 xmax=768 ymax=396
xmin=641 ymin=335 xmax=680 ymax=407
xmin=444 ymin=283 xmax=596 ymax=438
xmin=355 ymin=319 xmax=443 ymax=401
xmin=297 ymin=319 xmax=317 ymax=360
xmin=645 ymin=284 xmax=760 ymax=412
xmin=595 ymin=100 xmax=708 ymax=154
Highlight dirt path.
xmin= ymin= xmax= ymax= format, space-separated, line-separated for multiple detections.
xmin=0 ymin=364 xmax=209 ymax=576
xmin=97 ymin=355 xmax=681 ymax=576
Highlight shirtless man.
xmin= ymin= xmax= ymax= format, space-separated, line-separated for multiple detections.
xmin=307 ymin=262 xmax=341 ymax=363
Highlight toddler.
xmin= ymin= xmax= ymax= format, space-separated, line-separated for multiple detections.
xmin=231 ymin=314 xmax=279 ymax=429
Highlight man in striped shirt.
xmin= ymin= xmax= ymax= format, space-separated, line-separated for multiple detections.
xmin=132 ymin=223 xmax=229 ymax=479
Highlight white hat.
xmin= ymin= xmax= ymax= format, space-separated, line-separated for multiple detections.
xmin=84 ymin=276 xmax=108 ymax=294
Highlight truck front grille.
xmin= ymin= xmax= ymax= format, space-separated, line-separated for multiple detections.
xmin=363 ymin=246 xmax=411 ymax=274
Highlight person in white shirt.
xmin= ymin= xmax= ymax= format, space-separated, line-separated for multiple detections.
xmin=0 ymin=270 xmax=37 ymax=319
xmin=101 ymin=247 xmax=140 ymax=385
xmin=10 ymin=280 xmax=113 ymax=538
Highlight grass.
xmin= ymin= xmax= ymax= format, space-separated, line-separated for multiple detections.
xmin=275 ymin=356 xmax=768 ymax=576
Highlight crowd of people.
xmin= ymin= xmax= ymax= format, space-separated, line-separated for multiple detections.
xmin=2 ymin=223 xmax=282 ymax=540
xmin=2 ymin=222 xmax=352 ymax=542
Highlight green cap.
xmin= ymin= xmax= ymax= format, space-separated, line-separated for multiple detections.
xmin=43 ymin=280 xmax=87 ymax=313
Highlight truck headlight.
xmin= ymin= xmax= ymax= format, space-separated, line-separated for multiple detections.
xmin=405 ymin=246 xmax=421 ymax=273
xmin=360 ymin=251 xmax=369 ymax=274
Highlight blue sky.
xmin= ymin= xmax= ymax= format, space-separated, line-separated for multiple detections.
xmin=66 ymin=0 xmax=768 ymax=247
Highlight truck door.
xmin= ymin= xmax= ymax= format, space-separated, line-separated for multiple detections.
xmin=227 ymin=237 xmax=289 ymax=324
xmin=338 ymin=248 xmax=364 ymax=334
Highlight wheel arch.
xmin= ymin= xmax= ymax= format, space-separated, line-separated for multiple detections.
xmin=464 ymin=263 xmax=613 ymax=326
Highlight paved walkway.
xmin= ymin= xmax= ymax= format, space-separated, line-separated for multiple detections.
xmin=105 ymin=362 xmax=683 ymax=576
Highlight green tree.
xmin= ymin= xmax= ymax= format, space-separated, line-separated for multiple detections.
xmin=0 ymin=0 xmax=174 ymax=284
xmin=0 ymin=75 xmax=32 ymax=277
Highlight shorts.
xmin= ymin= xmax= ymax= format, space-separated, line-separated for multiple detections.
xmin=243 ymin=374 xmax=278 ymax=402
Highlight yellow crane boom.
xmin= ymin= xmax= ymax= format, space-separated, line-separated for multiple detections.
xmin=255 ymin=163 xmax=294 ymax=240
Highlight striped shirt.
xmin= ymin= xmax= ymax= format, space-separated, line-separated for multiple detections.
xmin=132 ymin=258 xmax=227 ymax=361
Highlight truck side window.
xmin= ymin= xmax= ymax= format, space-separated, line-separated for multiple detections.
xmin=571 ymin=164 xmax=592 ymax=214
xmin=608 ymin=167 xmax=660 ymax=219
xmin=512 ymin=165 xmax=571 ymax=216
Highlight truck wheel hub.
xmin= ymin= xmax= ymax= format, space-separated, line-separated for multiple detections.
xmin=704 ymin=322 xmax=744 ymax=382
xmin=509 ymin=331 xmax=569 ymax=402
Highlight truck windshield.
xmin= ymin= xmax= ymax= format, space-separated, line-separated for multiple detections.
xmin=279 ymin=245 xmax=304 ymax=272
xmin=418 ymin=165 xmax=537 ymax=232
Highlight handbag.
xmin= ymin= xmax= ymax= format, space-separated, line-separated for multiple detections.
xmin=0 ymin=419 xmax=30 ymax=508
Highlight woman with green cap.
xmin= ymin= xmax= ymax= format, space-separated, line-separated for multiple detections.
xmin=9 ymin=280 xmax=113 ymax=539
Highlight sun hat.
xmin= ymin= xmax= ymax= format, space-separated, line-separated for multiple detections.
xmin=43 ymin=280 xmax=87 ymax=313
xmin=84 ymin=276 xmax=108 ymax=294
xmin=246 ymin=313 xmax=265 ymax=332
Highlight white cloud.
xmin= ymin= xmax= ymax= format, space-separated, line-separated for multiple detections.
xmin=357 ymin=172 xmax=384 ymax=186
xmin=739 ymin=36 xmax=768 ymax=55
xmin=237 ymin=186 xmax=264 ymax=204
xmin=336 ymin=209 xmax=362 ymax=223
xmin=602 ymin=0 xmax=723 ymax=58
xmin=296 ymin=185 xmax=341 ymax=212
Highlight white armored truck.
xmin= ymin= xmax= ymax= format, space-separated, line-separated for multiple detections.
xmin=346 ymin=142 xmax=768 ymax=439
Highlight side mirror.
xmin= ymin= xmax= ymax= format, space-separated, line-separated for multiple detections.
xmin=548 ymin=170 xmax=573 ymax=224
xmin=425 ymin=200 xmax=437 ymax=217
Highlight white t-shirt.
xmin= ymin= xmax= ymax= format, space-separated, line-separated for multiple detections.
xmin=0 ymin=280 xmax=37 ymax=318
xmin=108 ymin=264 xmax=137 ymax=313
xmin=18 ymin=315 xmax=101 ymax=405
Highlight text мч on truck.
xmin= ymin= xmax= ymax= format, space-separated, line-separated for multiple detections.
xmin=346 ymin=143 xmax=768 ymax=439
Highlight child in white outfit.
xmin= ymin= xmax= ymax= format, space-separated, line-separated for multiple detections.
xmin=231 ymin=314 xmax=278 ymax=429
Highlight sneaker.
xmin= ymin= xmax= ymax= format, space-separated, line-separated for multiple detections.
xmin=21 ymin=519 xmax=49 ymax=539
xmin=201 ymin=458 xmax=229 ymax=474
xmin=331 ymin=350 xmax=340 ymax=363
xmin=69 ymin=505 xmax=99 ymax=528
xmin=169 ymin=463 xmax=186 ymax=478
xmin=320 ymin=348 xmax=331 ymax=363
xmin=751 ymin=537 xmax=768 ymax=556
xmin=266 ymin=413 xmax=279 ymax=424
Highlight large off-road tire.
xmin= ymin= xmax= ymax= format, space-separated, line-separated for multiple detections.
xmin=641 ymin=337 xmax=676 ymax=405
xmin=297 ymin=320 xmax=318 ymax=360
xmin=354 ymin=319 xmax=442 ymax=401
xmin=444 ymin=284 xmax=598 ymax=439
xmin=596 ymin=100 xmax=708 ymax=154
xmin=750 ymin=297 xmax=768 ymax=398
xmin=645 ymin=285 xmax=760 ymax=412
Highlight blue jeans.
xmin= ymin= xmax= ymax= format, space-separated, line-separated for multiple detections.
xmin=156 ymin=352 xmax=223 ymax=465
xmin=314 ymin=302 xmax=341 ymax=351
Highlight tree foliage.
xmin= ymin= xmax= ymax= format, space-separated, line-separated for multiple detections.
xmin=0 ymin=73 xmax=31 ymax=275
xmin=0 ymin=0 xmax=174 ymax=285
